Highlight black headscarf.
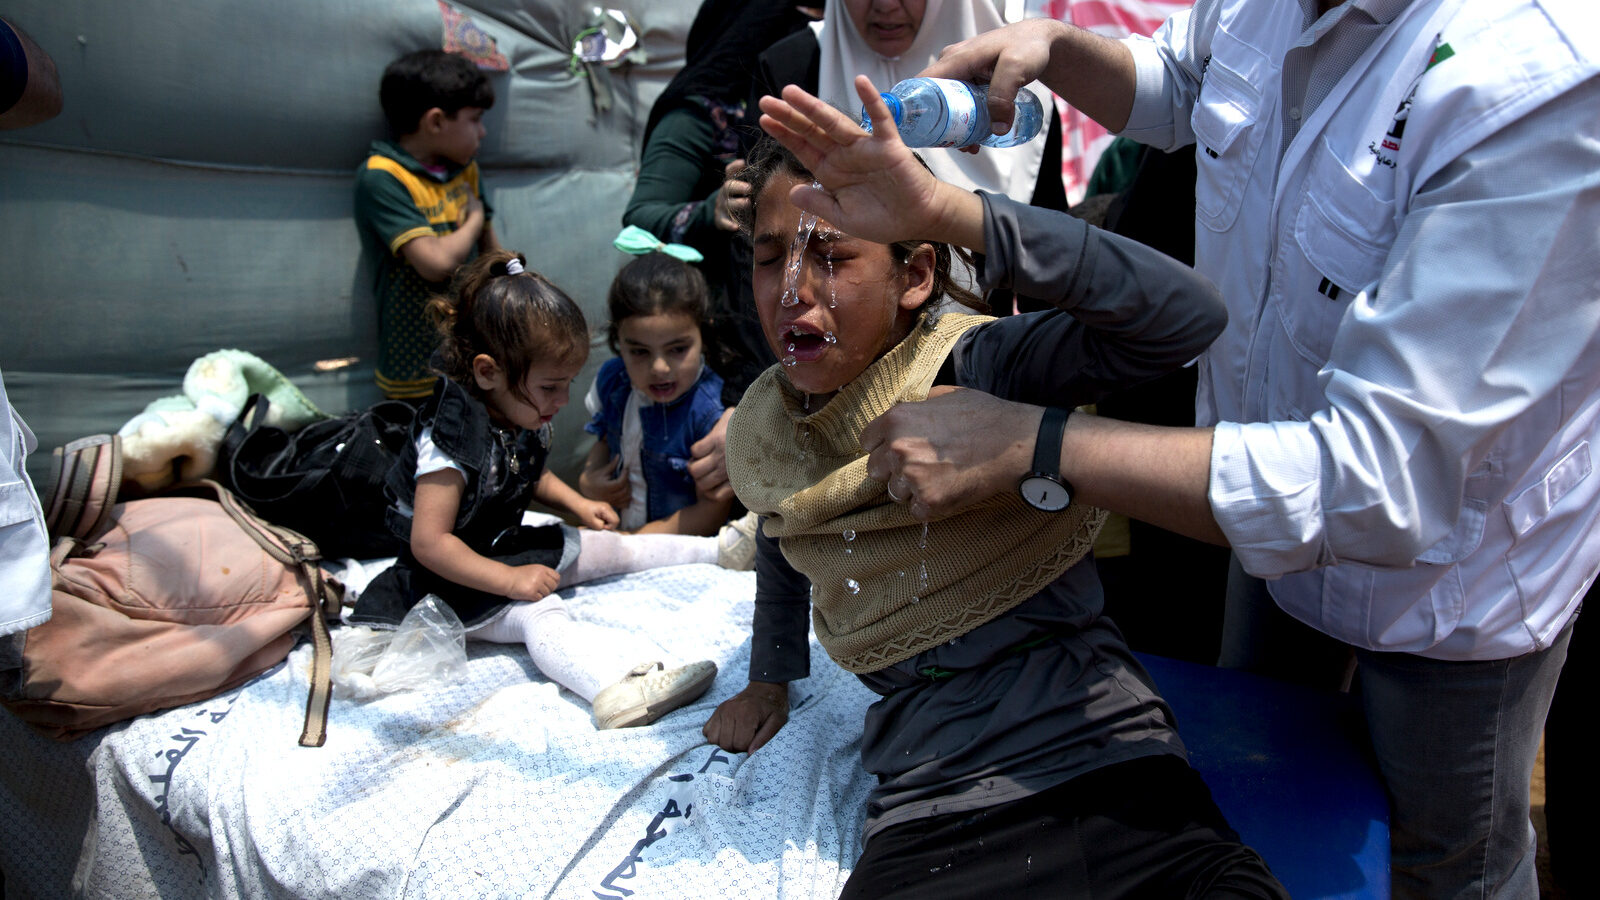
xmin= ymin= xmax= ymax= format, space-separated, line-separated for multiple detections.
xmin=641 ymin=0 xmax=816 ymax=150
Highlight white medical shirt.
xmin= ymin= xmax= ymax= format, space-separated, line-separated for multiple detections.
xmin=1122 ymin=0 xmax=1600 ymax=658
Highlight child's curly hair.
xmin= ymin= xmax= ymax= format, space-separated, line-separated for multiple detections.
xmin=427 ymin=251 xmax=589 ymax=405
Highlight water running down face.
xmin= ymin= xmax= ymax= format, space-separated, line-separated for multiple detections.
xmin=751 ymin=173 xmax=935 ymax=405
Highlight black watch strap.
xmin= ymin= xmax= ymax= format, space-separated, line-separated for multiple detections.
xmin=1031 ymin=406 xmax=1070 ymax=478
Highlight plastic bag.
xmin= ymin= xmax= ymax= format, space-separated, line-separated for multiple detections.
xmin=330 ymin=595 xmax=468 ymax=699
xmin=330 ymin=628 xmax=392 ymax=699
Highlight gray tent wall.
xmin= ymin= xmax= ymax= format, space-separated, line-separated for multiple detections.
xmin=0 ymin=0 xmax=700 ymax=489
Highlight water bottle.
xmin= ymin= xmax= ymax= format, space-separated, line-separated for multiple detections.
xmin=860 ymin=77 xmax=1045 ymax=149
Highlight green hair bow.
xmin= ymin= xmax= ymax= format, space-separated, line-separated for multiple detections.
xmin=613 ymin=225 xmax=704 ymax=264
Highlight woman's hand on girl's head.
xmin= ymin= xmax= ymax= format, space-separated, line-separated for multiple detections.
xmin=714 ymin=159 xmax=751 ymax=232
xmin=505 ymin=564 xmax=561 ymax=602
xmin=757 ymin=77 xmax=986 ymax=252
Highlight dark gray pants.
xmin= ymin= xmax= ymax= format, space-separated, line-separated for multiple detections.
xmin=840 ymin=756 xmax=1287 ymax=900
xmin=1221 ymin=556 xmax=1572 ymax=899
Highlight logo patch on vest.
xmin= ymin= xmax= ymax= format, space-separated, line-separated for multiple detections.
xmin=1367 ymin=34 xmax=1453 ymax=170
xmin=1368 ymin=86 xmax=1413 ymax=169
xmin=1426 ymin=41 xmax=1455 ymax=71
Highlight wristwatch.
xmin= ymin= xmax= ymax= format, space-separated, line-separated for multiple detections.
xmin=1018 ymin=406 xmax=1073 ymax=512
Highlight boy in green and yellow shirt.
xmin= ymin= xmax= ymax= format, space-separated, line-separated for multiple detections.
xmin=355 ymin=49 xmax=500 ymax=400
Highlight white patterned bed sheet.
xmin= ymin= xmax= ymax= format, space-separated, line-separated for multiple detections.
xmin=72 ymin=564 xmax=876 ymax=899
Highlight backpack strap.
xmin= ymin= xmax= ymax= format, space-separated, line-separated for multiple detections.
xmin=49 ymin=536 xmax=81 ymax=568
xmin=218 ymin=393 xmax=270 ymax=472
xmin=189 ymin=479 xmax=341 ymax=747
xmin=42 ymin=434 xmax=123 ymax=542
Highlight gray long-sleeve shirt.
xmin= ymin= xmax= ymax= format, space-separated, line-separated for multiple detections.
xmin=750 ymin=192 xmax=1225 ymax=838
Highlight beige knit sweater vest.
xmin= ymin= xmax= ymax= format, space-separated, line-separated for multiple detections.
xmin=727 ymin=312 xmax=1106 ymax=673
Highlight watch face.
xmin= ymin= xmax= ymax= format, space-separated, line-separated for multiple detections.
xmin=1020 ymin=475 xmax=1072 ymax=512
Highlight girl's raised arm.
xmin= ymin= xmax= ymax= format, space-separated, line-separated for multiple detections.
xmin=757 ymin=76 xmax=986 ymax=253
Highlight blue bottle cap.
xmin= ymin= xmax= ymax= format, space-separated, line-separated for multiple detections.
xmin=860 ymin=93 xmax=902 ymax=133
xmin=879 ymin=92 xmax=902 ymax=125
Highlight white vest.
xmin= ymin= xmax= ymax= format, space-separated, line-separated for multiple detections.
xmin=1178 ymin=0 xmax=1600 ymax=658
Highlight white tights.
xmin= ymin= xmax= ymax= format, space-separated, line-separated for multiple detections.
xmin=465 ymin=529 xmax=716 ymax=701
xmin=556 ymin=528 xmax=718 ymax=586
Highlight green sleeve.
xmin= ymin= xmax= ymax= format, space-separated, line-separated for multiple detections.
xmin=623 ymin=107 xmax=723 ymax=248
xmin=354 ymin=166 xmax=433 ymax=255
xmin=1085 ymin=136 xmax=1145 ymax=199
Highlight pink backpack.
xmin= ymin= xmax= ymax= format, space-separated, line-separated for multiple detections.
xmin=4 ymin=435 xmax=339 ymax=745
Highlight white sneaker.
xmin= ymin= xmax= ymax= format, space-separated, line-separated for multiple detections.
xmin=592 ymin=660 xmax=717 ymax=730
xmin=717 ymin=511 xmax=760 ymax=571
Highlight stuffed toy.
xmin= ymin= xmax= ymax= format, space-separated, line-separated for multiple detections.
xmin=119 ymin=350 xmax=328 ymax=492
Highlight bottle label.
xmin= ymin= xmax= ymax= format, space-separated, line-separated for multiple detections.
xmin=925 ymin=78 xmax=979 ymax=148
